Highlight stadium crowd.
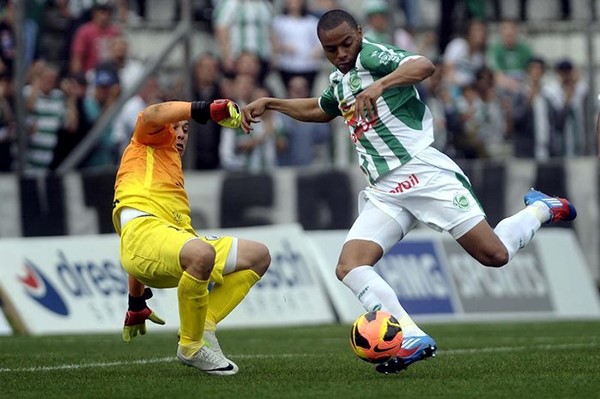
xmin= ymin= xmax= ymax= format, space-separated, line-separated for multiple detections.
xmin=0 ymin=0 xmax=595 ymax=174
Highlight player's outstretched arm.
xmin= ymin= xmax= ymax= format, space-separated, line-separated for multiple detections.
xmin=141 ymin=100 xmax=241 ymax=131
xmin=242 ymin=97 xmax=334 ymax=133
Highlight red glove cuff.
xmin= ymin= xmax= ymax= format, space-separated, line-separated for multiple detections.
xmin=210 ymin=99 xmax=235 ymax=122
xmin=124 ymin=308 xmax=152 ymax=326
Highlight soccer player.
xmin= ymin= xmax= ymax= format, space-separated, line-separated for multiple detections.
xmin=112 ymin=99 xmax=271 ymax=375
xmin=241 ymin=9 xmax=577 ymax=374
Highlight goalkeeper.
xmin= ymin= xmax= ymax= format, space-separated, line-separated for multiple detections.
xmin=112 ymin=100 xmax=271 ymax=376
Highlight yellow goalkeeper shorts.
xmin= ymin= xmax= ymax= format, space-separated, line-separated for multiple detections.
xmin=120 ymin=216 xmax=233 ymax=288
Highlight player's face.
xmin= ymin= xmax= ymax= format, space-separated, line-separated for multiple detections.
xmin=319 ymin=22 xmax=363 ymax=74
xmin=173 ymin=120 xmax=190 ymax=157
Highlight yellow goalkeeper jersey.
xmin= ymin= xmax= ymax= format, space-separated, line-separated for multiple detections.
xmin=112 ymin=112 xmax=191 ymax=236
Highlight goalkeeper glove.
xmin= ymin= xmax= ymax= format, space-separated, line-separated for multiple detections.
xmin=210 ymin=99 xmax=241 ymax=129
xmin=123 ymin=288 xmax=165 ymax=342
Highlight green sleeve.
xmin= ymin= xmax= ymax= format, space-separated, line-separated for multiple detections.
xmin=359 ymin=42 xmax=416 ymax=76
xmin=318 ymin=85 xmax=342 ymax=117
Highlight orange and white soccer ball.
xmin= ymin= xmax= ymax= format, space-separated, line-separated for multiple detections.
xmin=350 ymin=311 xmax=403 ymax=363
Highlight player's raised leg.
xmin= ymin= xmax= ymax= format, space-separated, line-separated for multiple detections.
xmin=458 ymin=188 xmax=577 ymax=268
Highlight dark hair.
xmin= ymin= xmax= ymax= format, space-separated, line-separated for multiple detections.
xmin=317 ymin=9 xmax=358 ymax=38
xmin=528 ymin=56 xmax=546 ymax=69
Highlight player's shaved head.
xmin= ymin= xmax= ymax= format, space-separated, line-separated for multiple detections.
xmin=317 ymin=9 xmax=358 ymax=39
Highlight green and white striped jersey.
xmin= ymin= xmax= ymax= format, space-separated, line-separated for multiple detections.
xmin=318 ymin=38 xmax=434 ymax=184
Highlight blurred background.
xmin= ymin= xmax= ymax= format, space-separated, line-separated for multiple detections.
xmin=0 ymin=0 xmax=598 ymax=289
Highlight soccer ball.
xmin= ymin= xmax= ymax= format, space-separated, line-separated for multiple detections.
xmin=350 ymin=311 xmax=403 ymax=363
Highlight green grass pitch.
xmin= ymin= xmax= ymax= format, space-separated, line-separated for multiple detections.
xmin=1 ymin=320 xmax=599 ymax=399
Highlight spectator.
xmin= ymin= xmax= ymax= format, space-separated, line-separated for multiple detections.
xmin=362 ymin=0 xmax=419 ymax=52
xmin=213 ymin=0 xmax=274 ymax=82
xmin=24 ymin=0 xmax=46 ymax=68
xmin=70 ymin=0 xmax=121 ymax=74
xmin=511 ymin=57 xmax=554 ymax=160
xmin=80 ymin=61 xmax=121 ymax=169
xmin=191 ymin=52 xmax=224 ymax=170
xmin=0 ymin=71 xmax=14 ymax=171
xmin=49 ymin=72 xmax=92 ymax=170
xmin=0 ymin=1 xmax=16 ymax=77
xmin=362 ymin=0 xmax=393 ymax=44
xmin=419 ymin=59 xmax=455 ymax=154
xmin=438 ymin=0 xmax=487 ymax=55
xmin=395 ymin=0 xmax=421 ymax=30
xmin=277 ymin=76 xmax=331 ymax=166
xmin=106 ymin=36 xmax=145 ymax=92
xmin=272 ymin=0 xmax=323 ymax=94
xmin=38 ymin=0 xmax=76 ymax=75
xmin=454 ymin=67 xmax=508 ymax=159
xmin=308 ymin=0 xmax=340 ymax=18
xmin=442 ymin=19 xmax=487 ymax=97
xmin=487 ymin=19 xmax=532 ymax=94
xmin=112 ymin=76 xmax=161 ymax=157
xmin=546 ymin=59 xmax=588 ymax=157
xmin=220 ymin=75 xmax=279 ymax=172
xmin=23 ymin=62 xmax=65 ymax=171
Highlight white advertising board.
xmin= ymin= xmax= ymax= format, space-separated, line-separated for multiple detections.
xmin=308 ymin=228 xmax=600 ymax=324
xmin=0 ymin=224 xmax=335 ymax=335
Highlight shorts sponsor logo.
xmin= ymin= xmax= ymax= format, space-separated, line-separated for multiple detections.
xmin=204 ymin=235 xmax=220 ymax=241
xmin=389 ymin=174 xmax=419 ymax=194
xmin=452 ymin=194 xmax=471 ymax=210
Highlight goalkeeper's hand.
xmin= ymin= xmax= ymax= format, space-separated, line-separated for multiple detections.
xmin=123 ymin=288 xmax=165 ymax=342
xmin=210 ymin=99 xmax=241 ymax=129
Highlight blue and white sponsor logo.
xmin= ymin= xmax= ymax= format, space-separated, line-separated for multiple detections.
xmin=375 ymin=240 xmax=455 ymax=315
xmin=19 ymin=259 xmax=69 ymax=316
xmin=17 ymin=250 xmax=128 ymax=318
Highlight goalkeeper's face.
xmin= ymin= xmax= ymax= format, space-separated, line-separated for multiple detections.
xmin=173 ymin=120 xmax=190 ymax=157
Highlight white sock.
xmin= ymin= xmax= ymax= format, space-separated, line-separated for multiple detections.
xmin=342 ymin=265 xmax=425 ymax=337
xmin=530 ymin=201 xmax=552 ymax=223
xmin=494 ymin=208 xmax=542 ymax=262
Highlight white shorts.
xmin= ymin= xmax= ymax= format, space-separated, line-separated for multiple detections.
xmin=345 ymin=147 xmax=485 ymax=253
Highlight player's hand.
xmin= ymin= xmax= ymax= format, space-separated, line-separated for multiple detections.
xmin=241 ymin=99 xmax=267 ymax=133
xmin=210 ymin=99 xmax=241 ymax=129
xmin=123 ymin=307 xmax=165 ymax=342
xmin=354 ymin=81 xmax=383 ymax=123
xmin=122 ymin=288 xmax=165 ymax=342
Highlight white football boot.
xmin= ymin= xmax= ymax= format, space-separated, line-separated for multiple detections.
xmin=203 ymin=330 xmax=224 ymax=356
xmin=177 ymin=344 xmax=239 ymax=375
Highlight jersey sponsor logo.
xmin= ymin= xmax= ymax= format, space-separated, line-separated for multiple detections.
xmin=389 ymin=174 xmax=420 ymax=193
xmin=203 ymin=235 xmax=220 ymax=241
xmin=19 ymin=260 xmax=69 ymax=316
xmin=340 ymin=100 xmax=376 ymax=143
xmin=452 ymin=194 xmax=471 ymax=210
